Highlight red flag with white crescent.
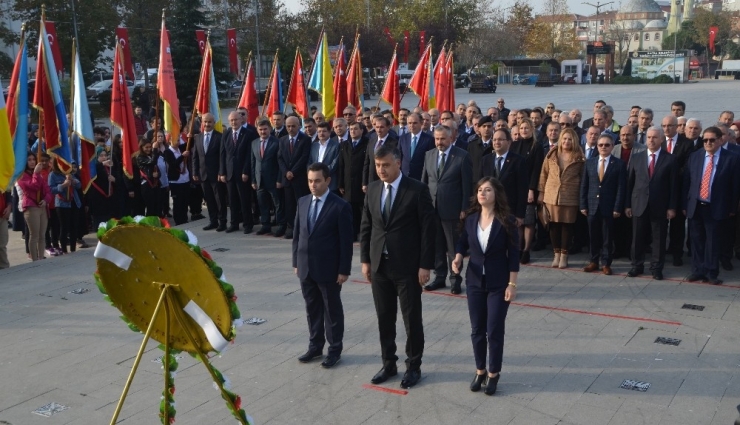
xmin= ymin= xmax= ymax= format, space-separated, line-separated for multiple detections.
xmin=709 ymin=26 xmax=719 ymax=55
xmin=115 ymin=27 xmax=135 ymax=80
xmin=195 ymin=30 xmax=206 ymax=56
xmin=227 ymin=28 xmax=238 ymax=75
xmin=44 ymin=21 xmax=63 ymax=75
xmin=238 ymin=55 xmax=259 ymax=124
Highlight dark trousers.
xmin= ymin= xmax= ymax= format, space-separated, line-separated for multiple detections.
xmin=720 ymin=217 xmax=736 ymax=264
xmin=689 ymin=203 xmax=720 ymax=278
xmin=48 ymin=209 xmax=60 ymax=249
xmin=350 ymin=201 xmax=363 ymax=239
xmin=57 ymin=206 xmax=78 ymax=253
xmin=284 ymin=183 xmax=308 ymax=230
xmin=188 ymin=183 xmax=203 ymax=215
xmin=160 ymin=186 xmax=170 ymax=216
xmin=257 ymin=186 xmax=284 ymax=226
xmin=201 ymin=180 xmax=227 ymax=226
xmin=169 ymin=182 xmax=190 ymax=225
xmin=434 ymin=217 xmax=461 ymax=282
xmin=467 ymin=285 xmax=510 ymax=373
xmin=668 ymin=211 xmax=687 ymax=259
xmin=300 ymin=277 xmax=344 ymax=356
xmin=632 ymin=213 xmax=668 ymax=271
xmin=613 ymin=214 xmax=632 ymax=257
xmin=587 ymin=211 xmax=614 ymax=266
xmin=141 ymin=184 xmax=161 ymax=217
xmin=572 ymin=213 xmax=588 ymax=251
xmin=371 ymin=257 xmax=424 ymax=371
xmin=225 ymin=179 xmax=252 ymax=227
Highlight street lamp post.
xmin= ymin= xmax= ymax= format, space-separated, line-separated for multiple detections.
xmin=254 ymin=0 xmax=262 ymax=93
xmin=673 ymin=0 xmax=681 ymax=83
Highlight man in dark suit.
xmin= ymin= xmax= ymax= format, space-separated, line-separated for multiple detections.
xmin=279 ymin=116 xmax=311 ymax=240
xmin=292 ymin=162 xmax=353 ymax=369
xmin=422 ymin=125 xmax=472 ymax=294
xmin=625 ymin=127 xmax=678 ymax=279
xmin=661 ymin=114 xmax=692 ymax=266
xmin=542 ymin=122 xmax=561 ymax=155
xmin=362 ymin=116 xmax=398 ymax=191
xmin=360 ymin=145 xmax=435 ymax=389
xmin=467 ymin=116 xmax=494 ymax=187
xmin=192 ymin=113 xmax=227 ymax=231
xmin=251 ymin=118 xmax=286 ymax=236
xmin=398 ymin=112 xmax=434 ymax=180
xmin=219 ymin=111 xmax=257 ymax=234
xmin=309 ymin=122 xmax=340 ymax=192
xmin=683 ymin=126 xmax=740 ymax=285
xmin=338 ymin=122 xmax=368 ymax=238
xmin=481 ymin=128 xmax=528 ymax=223
xmin=580 ymin=135 xmax=626 ymax=275
xmin=271 ymin=111 xmax=288 ymax=138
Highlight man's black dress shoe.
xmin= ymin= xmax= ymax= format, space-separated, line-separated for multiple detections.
xmin=400 ymin=369 xmax=421 ymax=389
xmin=216 ymin=224 xmax=227 ymax=232
xmin=203 ymin=223 xmax=218 ymax=231
xmin=371 ymin=366 xmax=397 ymax=384
xmin=626 ymin=267 xmax=643 ymax=277
xmin=255 ymin=226 xmax=271 ymax=235
xmin=298 ymin=350 xmax=322 ymax=363
xmin=284 ymin=229 xmax=293 ymax=239
xmin=483 ymin=374 xmax=500 ymax=395
xmin=673 ymin=257 xmax=683 ymax=267
xmin=652 ymin=270 xmax=663 ymax=280
xmin=451 ymin=281 xmax=462 ymax=295
xmin=321 ymin=355 xmax=341 ymax=368
xmin=707 ymin=277 xmax=723 ymax=285
xmin=424 ymin=280 xmax=446 ymax=291
xmin=721 ymin=259 xmax=734 ymax=271
xmin=243 ymin=225 xmax=253 ymax=234
xmin=225 ymin=225 xmax=239 ymax=233
xmin=470 ymin=373 xmax=486 ymax=392
xmin=191 ymin=213 xmax=205 ymax=220
xmin=686 ymin=274 xmax=707 ymax=282
xmin=274 ymin=226 xmax=286 ymax=238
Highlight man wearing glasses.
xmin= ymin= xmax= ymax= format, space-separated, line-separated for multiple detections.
xmin=661 ymin=115 xmax=692 ymax=266
xmin=683 ymin=127 xmax=740 ymax=285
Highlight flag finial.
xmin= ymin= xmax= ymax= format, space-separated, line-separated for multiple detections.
xmin=161 ymin=8 xmax=166 ymax=19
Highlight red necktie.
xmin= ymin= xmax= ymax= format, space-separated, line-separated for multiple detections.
xmin=700 ymin=154 xmax=714 ymax=200
xmin=260 ymin=139 xmax=266 ymax=158
xmin=648 ymin=153 xmax=655 ymax=178
xmin=666 ymin=137 xmax=672 ymax=154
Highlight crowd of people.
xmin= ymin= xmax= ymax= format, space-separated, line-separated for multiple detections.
xmin=2 ymin=94 xmax=740 ymax=396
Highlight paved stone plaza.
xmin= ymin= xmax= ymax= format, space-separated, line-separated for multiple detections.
xmin=2 ymin=81 xmax=740 ymax=424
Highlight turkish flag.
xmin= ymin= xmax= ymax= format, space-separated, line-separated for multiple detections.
xmin=419 ymin=31 xmax=426 ymax=58
xmin=44 ymin=21 xmax=63 ymax=75
xmin=115 ymin=27 xmax=135 ymax=80
xmin=111 ymin=43 xmax=138 ymax=179
xmin=227 ymin=28 xmax=238 ymax=75
xmin=286 ymin=50 xmax=309 ymax=118
xmin=383 ymin=28 xmax=395 ymax=46
xmin=709 ymin=26 xmax=719 ymax=55
xmin=403 ymin=31 xmax=410 ymax=63
xmin=380 ymin=50 xmax=400 ymax=122
xmin=195 ymin=30 xmax=206 ymax=56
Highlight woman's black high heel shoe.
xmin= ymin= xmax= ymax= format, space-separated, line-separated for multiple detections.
xmin=483 ymin=374 xmax=500 ymax=395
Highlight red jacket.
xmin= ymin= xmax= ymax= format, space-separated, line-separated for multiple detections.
xmin=133 ymin=115 xmax=148 ymax=136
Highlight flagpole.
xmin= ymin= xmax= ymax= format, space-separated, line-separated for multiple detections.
xmin=377 ymin=43 xmax=398 ymax=109
xmin=69 ymin=38 xmax=77 ymax=170
xmin=307 ymin=27 xmax=324 ymax=87
xmin=261 ymin=49 xmax=278 ymax=117
xmin=37 ymin=6 xmax=46 ymax=160
xmin=155 ymin=9 xmax=165 ymax=142
xmin=286 ymin=48 xmax=298 ymax=115
xmin=188 ymin=30 xmax=211 ymax=153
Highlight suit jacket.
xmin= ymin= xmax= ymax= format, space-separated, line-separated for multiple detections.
xmin=454 ymin=133 xmax=469 ymax=151
xmin=611 ymin=143 xmax=647 ymax=167
xmin=579 ymin=155 xmax=626 ymax=217
xmin=192 ymin=130 xmax=222 ymax=182
xmin=456 ymin=214 xmax=520 ymax=291
xmin=309 ymin=139 xmax=340 ymax=191
xmin=338 ymin=137 xmax=369 ymax=203
xmin=250 ymin=135 xmax=280 ymax=189
xmin=421 ymin=146 xmax=473 ymax=220
xmin=663 ymin=134 xmax=693 ymax=175
xmin=292 ymin=192 xmax=354 ymax=282
xmin=278 ymin=133 xmax=311 ymax=188
xmin=626 ymin=149 xmax=677 ymax=218
xmin=362 ymin=135 xmax=398 ymax=186
xmin=398 ymin=131 xmax=434 ymax=180
xmin=510 ymin=137 xmax=544 ymax=192
xmin=481 ymin=152 xmax=528 ymax=219
xmin=684 ymin=148 xmax=740 ymax=220
xmin=220 ymin=126 xmax=256 ymax=181
xmin=360 ymin=176 xmax=436 ymax=274
xmin=272 ymin=127 xmax=288 ymax=139
xmin=467 ymin=137 xmax=494 ymax=186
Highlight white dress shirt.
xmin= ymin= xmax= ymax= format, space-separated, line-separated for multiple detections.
xmin=477 ymin=221 xmax=492 ymax=275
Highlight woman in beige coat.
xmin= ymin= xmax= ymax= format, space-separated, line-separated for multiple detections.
xmin=537 ymin=128 xmax=585 ymax=268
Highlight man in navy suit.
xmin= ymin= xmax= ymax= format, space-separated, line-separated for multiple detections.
xmin=309 ymin=122 xmax=340 ymax=192
xmin=580 ymin=135 xmax=626 ymax=275
xmin=398 ymin=112 xmax=434 ymax=180
xmin=278 ymin=116 xmax=312 ymax=240
xmin=625 ymin=127 xmax=678 ymax=280
xmin=362 ymin=115 xmax=398 ymax=190
xmin=467 ymin=116 xmax=495 ymax=186
xmin=219 ymin=111 xmax=257 ymax=234
xmin=683 ymin=126 xmax=740 ymax=285
xmin=481 ymin=128 xmax=528 ymax=223
xmin=292 ymin=162 xmax=353 ymax=368
xmin=192 ymin=113 xmax=227 ymax=231
xmin=251 ymin=118 xmax=286 ymax=236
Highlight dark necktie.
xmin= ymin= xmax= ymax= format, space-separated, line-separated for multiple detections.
xmin=411 ymin=135 xmax=418 ymax=157
xmin=496 ymin=156 xmax=503 ymax=176
xmin=309 ymin=197 xmax=320 ymax=232
xmin=204 ymin=133 xmax=210 ymax=152
xmin=232 ymin=131 xmax=238 ymax=147
xmin=382 ymin=184 xmax=392 ymax=224
xmin=352 ymin=140 xmax=358 ymax=149
xmin=587 ymin=147 xmax=593 ymax=159
xmin=438 ymin=152 xmax=446 ymax=176
xmin=290 ymin=137 xmax=295 ymax=154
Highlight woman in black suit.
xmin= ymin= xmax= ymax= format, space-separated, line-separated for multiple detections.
xmin=452 ymin=177 xmax=519 ymax=395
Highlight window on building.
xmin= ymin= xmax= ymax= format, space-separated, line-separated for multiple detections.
xmin=565 ymin=65 xmax=578 ymax=74
xmin=634 ymin=34 xmax=639 ymax=41
xmin=624 ymin=34 xmax=630 ymax=41
xmin=655 ymin=32 xmax=660 ymax=41
xmin=645 ymin=33 xmax=650 ymax=41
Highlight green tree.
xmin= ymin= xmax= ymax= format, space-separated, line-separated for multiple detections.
xmin=10 ymin=0 xmax=119 ymax=83
xmin=119 ymin=0 xmax=173 ymax=72
xmin=505 ymin=0 xmax=534 ymax=55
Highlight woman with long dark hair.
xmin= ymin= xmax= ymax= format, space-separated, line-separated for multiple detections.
xmin=87 ymin=147 xmax=117 ymax=226
xmin=510 ymin=118 xmax=544 ymax=263
xmin=133 ymin=138 xmax=162 ymax=217
xmin=17 ymin=152 xmax=52 ymax=261
xmin=452 ymin=177 xmax=519 ymax=396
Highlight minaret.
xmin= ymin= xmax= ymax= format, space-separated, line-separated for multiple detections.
xmin=667 ymin=0 xmax=680 ymax=35
xmin=683 ymin=0 xmax=693 ymax=20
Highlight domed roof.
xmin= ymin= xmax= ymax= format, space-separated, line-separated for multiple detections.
xmin=623 ymin=20 xmax=645 ymax=30
xmin=619 ymin=0 xmax=663 ymax=13
xmin=644 ymin=19 xmax=667 ymax=29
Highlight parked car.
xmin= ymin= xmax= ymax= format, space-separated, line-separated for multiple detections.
xmin=86 ymin=79 xmax=135 ymax=100
xmin=217 ymin=80 xmax=242 ymax=99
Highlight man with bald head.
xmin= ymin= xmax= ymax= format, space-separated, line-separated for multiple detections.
xmin=192 ymin=112 xmax=227 ymax=231
xmin=279 ymin=116 xmax=312 ymax=239
xmin=660 ymin=114 xmax=692 ymax=265
xmin=428 ymin=108 xmax=441 ymax=130
xmin=569 ymin=109 xmax=584 ymax=138
xmin=220 ymin=110 xmax=258 ymax=233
